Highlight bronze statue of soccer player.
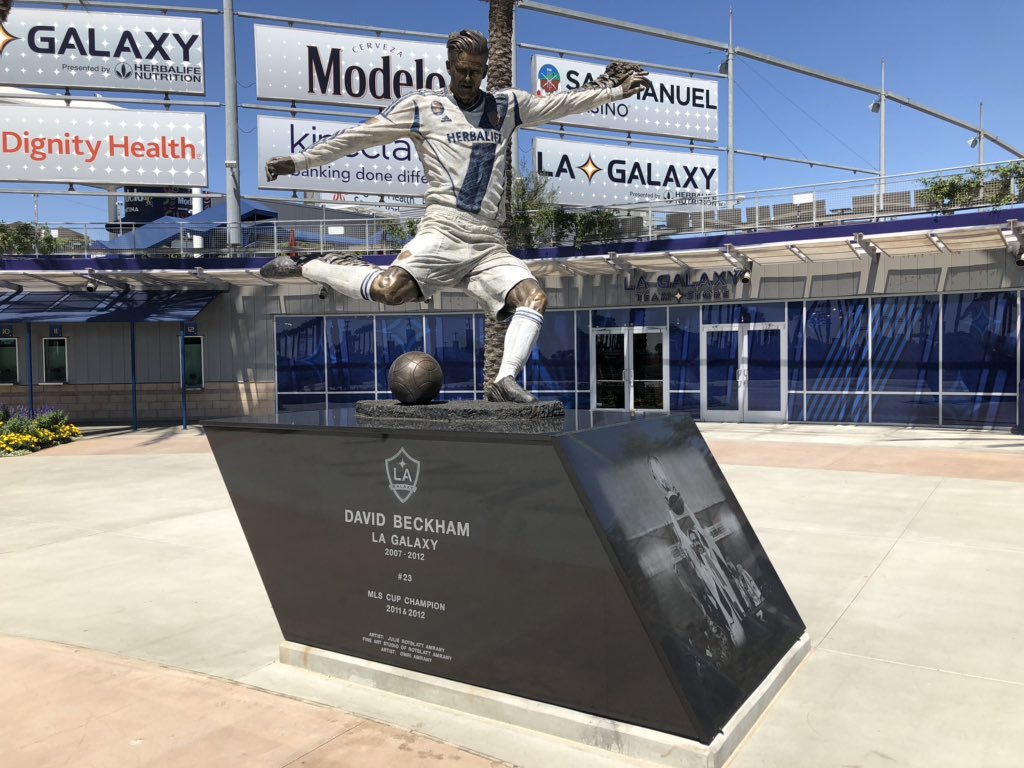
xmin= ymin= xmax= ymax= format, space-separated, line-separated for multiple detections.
xmin=261 ymin=29 xmax=649 ymax=403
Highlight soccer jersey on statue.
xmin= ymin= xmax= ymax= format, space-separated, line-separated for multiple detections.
xmin=288 ymin=83 xmax=625 ymax=226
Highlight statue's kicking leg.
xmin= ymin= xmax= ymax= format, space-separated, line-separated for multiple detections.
xmin=488 ymin=278 xmax=547 ymax=404
xmin=261 ymin=251 xmax=423 ymax=306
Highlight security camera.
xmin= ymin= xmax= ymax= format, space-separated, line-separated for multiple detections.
xmin=740 ymin=270 xmax=751 ymax=284
xmin=85 ymin=279 xmax=97 ymax=292
xmin=1016 ymin=253 xmax=1024 ymax=267
xmin=318 ymin=285 xmax=329 ymax=300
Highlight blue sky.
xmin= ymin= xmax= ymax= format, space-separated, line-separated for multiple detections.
xmin=2 ymin=0 xmax=1021 ymax=226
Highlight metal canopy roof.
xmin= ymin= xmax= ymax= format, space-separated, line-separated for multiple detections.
xmin=932 ymin=227 xmax=1012 ymax=252
xmin=524 ymin=220 xmax=1016 ymax=277
xmin=0 ymin=290 xmax=221 ymax=324
xmin=861 ymin=231 xmax=942 ymax=257
xmin=1 ymin=214 xmax=1018 ymax=288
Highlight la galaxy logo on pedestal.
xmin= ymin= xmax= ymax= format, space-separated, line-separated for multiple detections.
xmin=386 ymin=447 xmax=420 ymax=504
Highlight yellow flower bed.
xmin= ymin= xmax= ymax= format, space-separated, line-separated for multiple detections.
xmin=0 ymin=414 xmax=81 ymax=456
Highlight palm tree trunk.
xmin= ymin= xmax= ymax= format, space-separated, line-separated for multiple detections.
xmin=483 ymin=0 xmax=516 ymax=399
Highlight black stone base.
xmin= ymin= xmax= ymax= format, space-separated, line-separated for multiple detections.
xmin=355 ymin=399 xmax=565 ymax=421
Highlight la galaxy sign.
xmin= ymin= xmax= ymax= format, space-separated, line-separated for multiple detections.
xmin=0 ymin=9 xmax=205 ymax=94
xmin=534 ymin=137 xmax=718 ymax=207
xmin=532 ymin=55 xmax=718 ymax=142
xmin=254 ymin=25 xmax=450 ymax=109
xmin=626 ymin=270 xmax=741 ymax=303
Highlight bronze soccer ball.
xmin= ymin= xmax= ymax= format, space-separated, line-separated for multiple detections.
xmin=387 ymin=351 xmax=444 ymax=405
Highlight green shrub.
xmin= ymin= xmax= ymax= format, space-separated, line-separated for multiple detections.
xmin=34 ymin=408 xmax=68 ymax=430
xmin=0 ymin=415 xmax=31 ymax=435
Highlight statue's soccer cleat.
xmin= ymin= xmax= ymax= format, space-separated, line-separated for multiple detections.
xmin=487 ymin=375 xmax=538 ymax=404
xmin=259 ymin=252 xmax=370 ymax=279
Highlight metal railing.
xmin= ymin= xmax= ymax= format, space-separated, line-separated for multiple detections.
xmin=2 ymin=162 xmax=1021 ymax=259
xmin=631 ymin=160 xmax=1024 ymax=239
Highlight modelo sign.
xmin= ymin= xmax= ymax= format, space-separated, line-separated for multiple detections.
xmin=532 ymin=56 xmax=718 ymax=142
xmin=0 ymin=9 xmax=205 ymax=94
xmin=257 ymin=115 xmax=427 ymax=196
xmin=254 ymin=25 xmax=450 ymax=109
xmin=534 ymin=137 xmax=718 ymax=207
xmin=0 ymin=106 xmax=207 ymax=186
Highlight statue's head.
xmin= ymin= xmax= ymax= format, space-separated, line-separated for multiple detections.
xmin=446 ymin=29 xmax=488 ymax=108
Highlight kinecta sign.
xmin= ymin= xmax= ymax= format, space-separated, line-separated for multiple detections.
xmin=0 ymin=9 xmax=205 ymax=95
xmin=532 ymin=55 xmax=718 ymax=142
xmin=257 ymin=115 xmax=427 ymax=196
xmin=0 ymin=106 xmax=207 ymax=186
xmin=254 ymin=25 xmax=450 ymax=109
xmin=534 ymin=137 xmax=718 ymax=207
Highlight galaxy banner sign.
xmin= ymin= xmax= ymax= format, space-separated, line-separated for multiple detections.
xmin=254 ymin=25 xmax=452 ymax=109
xmin=530 ymin=55 xmax=718 ymax=142
xmin=0 ymin=9 xmax=205 ymax=95
xmin=533 ymin=137 xmax=718 ymax=207
xmin=257 ymin=115 xmax=427 ymax=196
xmin=0 ymin=106 xmax=207 ymax=186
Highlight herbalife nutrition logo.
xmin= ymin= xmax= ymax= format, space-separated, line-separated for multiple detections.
xmin=385 ymin=447 xmax=420 ymax=504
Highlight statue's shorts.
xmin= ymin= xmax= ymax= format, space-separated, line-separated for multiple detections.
xmin=393 ymin=206 xmax=534 ymax=320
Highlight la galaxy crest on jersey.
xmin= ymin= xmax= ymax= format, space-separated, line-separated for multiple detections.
xmin=430 ymin=100 xmax=452 ymax=123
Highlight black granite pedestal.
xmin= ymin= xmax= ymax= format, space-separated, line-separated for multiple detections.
xmin=205 ymin=410 xmax=804 ymax=746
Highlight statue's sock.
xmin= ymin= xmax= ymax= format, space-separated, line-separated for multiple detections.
xmin=303 ymin=258 xmax=381 ymax=300
xmin=496 ymin=308 xmax=543 ymax=381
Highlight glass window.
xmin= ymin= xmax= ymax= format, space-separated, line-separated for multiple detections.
xmin=871 ymin=295 xmax=940 ymax=392
xmin=183 ymin=336 xmax=204 ymax=389
xmin=703 ymin=302 xmax=784 ymax=324
xmin=942 ymin=395 xmax=1017 ymax=428
xmin=805 ymin=393 xmax=869 ymax=423
xmin=527 ymin=310 xmax=575 ymax=392
xmin=327 ymin=316 xmax=376 ymax=392
xmin=592 ymin=307 xmax=666 ymax=328
xmin=42 ymin=338 xmax=67 ymax=383
xmin=805 ymin=299 xmax=869 ymax=392
xmin=872 ymin=393 xmax=940 ymax=426
xmin=377 ymin=316 xmax=423 ymax=393
xmin=668 ymin=305 xmax=700 ymax=391
xmin=575 ymin=310 xmax=590 ymax=398
xmin=787 ymin=301 xmax=804 ymax=392
xmin=475 ymin=315 xmax=487 ymax=391
xmin=426 ymin=314 xmax=475 ymax=392
xmin=0 ymin=338 xmax=17 ymax=384
xmin=276 ymin=317 xmax=325 ymax=393
xmin=942 ymin=292 xmax=1017 ymax=394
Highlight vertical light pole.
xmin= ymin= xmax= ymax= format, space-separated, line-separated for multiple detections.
xmin=869 ymin=59 xmax=886 ymax=208
xmin=879 ymin=58 xmax=886 ymax=198
xmin=978 ymin=101 xmax=984 ymax=166
xmin=223 ymin=0 xmax=241 ymax=249
xmin=726 ymin=7 xmax=735 ymax=197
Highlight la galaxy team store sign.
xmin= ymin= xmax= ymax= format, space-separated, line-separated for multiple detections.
xmin=0 ymin=106 xmax=207 ymax=186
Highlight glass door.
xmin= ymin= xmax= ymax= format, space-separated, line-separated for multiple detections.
xmin=701 ymin=322 xmax=786 ymax=422
xmin=592 ymin=327 xmax=669 ymax=411
xmin=594 ymin=329 xmax=627 ymax=409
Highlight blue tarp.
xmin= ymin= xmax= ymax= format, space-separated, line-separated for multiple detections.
xmin=0 ymin=290 xmax=221 ymax=324
xmin=288 ymin=228 xmax=386 ymax=248
xmin=92 ymin=201 xmax=277 ymax=250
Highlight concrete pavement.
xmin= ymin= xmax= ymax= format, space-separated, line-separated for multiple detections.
xmin=1 ymin=421 xmax=1023 ymax=766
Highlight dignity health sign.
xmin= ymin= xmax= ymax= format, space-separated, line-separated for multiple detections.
xmin=534 ymin=137 xmax=718 ymax=207
xmin=257 ymin=115 xmax=426 ymax=196
xmin=531 ymin=56 xmax=718 ymax=142
xmin=254 ymin=25 xmax=450 ymax=109
xmin=0 ymin=106 xmax=207 ymax=186
xmin=0 ymin=9 xmax=205 ymax=94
